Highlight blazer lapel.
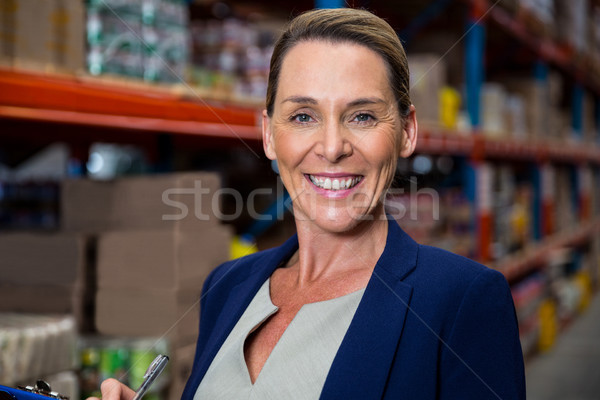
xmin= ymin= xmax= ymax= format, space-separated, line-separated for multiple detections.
xmin=320 ymin=219 xmax=418 ymax=399
xmin=188 ymin=234 xmax=299 ymax=393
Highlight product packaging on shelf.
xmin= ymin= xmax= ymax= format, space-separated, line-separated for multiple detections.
xmin=0 ymin=314 xmax=78 ymax=387
xmin=86 ymin=0 xmax=189 ymax=83
xmin=481 ymin=83 xmax=508 ymax=138
xmin=554 ymin=0 xmax=589 ymax=52
xmin=407 ymin=54 xmax=446 ymax=126
xmin=501 ymin=78 xmax=551 ymax=141
xmin=79 ymin=336 xmax=169 ymax=400
xmin=189 ymin=15 xmax=278 ymax=102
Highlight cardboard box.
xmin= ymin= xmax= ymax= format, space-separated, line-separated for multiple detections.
xmin=0 ymin=233 xmax=88 ymax=287
xmin=61 ymin=172 xmax=223 ymax=233
xmin=0 ymin=0 xmax=16 ymax=65
xmin=13 ymin=0 xmax=55 ymax=70
xmin=408 ymin=54 xmax=446 ymax=124
xmin=0 ymin=0 xmax=84 ymax=71
xmin=502 ymin=78 xmax=550 ymax=140
xmin=95 ymin=286 xmax=201 ymax=345
xmin=96 ymin=225 xmax=231 ymax=289
xmin=53 ymin=0 xmax=85 ymax=72
xmin=0 ymin=283 xmax=91 ymax=330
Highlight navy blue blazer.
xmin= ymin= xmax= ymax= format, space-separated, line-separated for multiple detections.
xmin=182 ymin=219 xmax=526 ymax=399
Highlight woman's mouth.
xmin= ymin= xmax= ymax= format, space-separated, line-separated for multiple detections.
xmin=307 ymin=174 xmax=363 ymax=191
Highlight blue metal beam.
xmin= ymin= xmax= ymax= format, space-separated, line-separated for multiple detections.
xmin=315 ymin=0 xmax=344 ymax=8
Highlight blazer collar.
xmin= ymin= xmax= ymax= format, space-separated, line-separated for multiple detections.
xmin=320 ymin=218 xmax=419 ymax=399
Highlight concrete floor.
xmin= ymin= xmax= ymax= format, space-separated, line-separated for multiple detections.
xmin=526 ymin=293 xmax=600 ymax=400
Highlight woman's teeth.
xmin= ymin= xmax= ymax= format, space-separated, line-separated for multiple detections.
xmin=309 ymin=175 xmax=362 ymax=191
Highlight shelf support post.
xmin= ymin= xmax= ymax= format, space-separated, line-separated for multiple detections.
xmin=464 ymin=2 xmax=491 ymax=262
xmin=572 ymin=83 xmax=584 ymax=141
xmin=315 ymin=0 xmax=344 ymax=8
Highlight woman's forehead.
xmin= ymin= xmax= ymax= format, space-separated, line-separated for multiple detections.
xmin=276 ymin=41 xmax=394 ymax=104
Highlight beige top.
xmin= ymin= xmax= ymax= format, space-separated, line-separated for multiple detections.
xmin=194 ymin=277 xmax=365 ymax=400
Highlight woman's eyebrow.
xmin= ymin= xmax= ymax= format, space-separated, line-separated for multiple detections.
xmin=281 ymin=96 xmax=386 ymax=107
xmin=282 ymin=96 xmax=318 ymax=105
xmin=347 ymin=97 xmax=386 ymax=107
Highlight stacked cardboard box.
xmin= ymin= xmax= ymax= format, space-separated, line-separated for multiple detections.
xmin=94 ymin=225 xmax=231 ymax=344
xmin=0 ymin=0 xmax=84 ymax=72
xmin=61 ymin=172 xmax=231 ymax=399
xmin=0 ymin=233 xmax=93 ymax=330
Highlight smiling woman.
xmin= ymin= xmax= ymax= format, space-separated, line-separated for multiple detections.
xmin=89 ymin=8 xmax=525 ymax=400
xmin=263 ymin=40 xmax=415 ymax=234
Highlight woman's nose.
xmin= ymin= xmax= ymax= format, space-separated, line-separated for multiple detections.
xmin=316 ymin=121 xmax=353 ymax=163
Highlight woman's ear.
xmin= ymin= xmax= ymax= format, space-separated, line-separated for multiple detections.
xmin=399 ymin=104 xmax=418 ymax=158
xmin=262 ymin=109 xmax=277 ymax=160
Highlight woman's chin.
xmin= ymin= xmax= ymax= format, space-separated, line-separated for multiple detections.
xmin=293 ymin=205 xmax=383 ymax=234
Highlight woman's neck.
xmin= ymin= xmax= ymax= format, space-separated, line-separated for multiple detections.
xmin=291 ymin=210 xmax=389 ymax=286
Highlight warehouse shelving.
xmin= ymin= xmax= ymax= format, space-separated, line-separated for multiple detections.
xmin=1 ymin=68 xmax=598 ymax=165
xmin=497 ymin=216 xmax=600 ymax=282
xmin=0 ymin=1 xmax=597 ymax=283
xmin=0 ymin=68 xmax=262 ymax=141
xmin=416 ymin=127 xmax=600 ymax=164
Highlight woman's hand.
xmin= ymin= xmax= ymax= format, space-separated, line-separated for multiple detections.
xmin=86 ymin=379 xmax=136 ymax=400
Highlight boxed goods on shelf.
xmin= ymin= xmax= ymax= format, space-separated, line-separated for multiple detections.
xmin=0 ymin=314 xmax=78 ymax=387
xmin=554 ymin=0 xmax=589 ymax=52
xmin=408 ymin=54 xmax=446 ymax=123
xmin=554 ymin=166 xmax=578 ymax=230
xmin=501 ymin=78 xmax=550 ymax=140
xmin=504 ymin=94 xmax=528 ymax=140
xmin=61 ymin=172 xmax=223 ymax=233
xmin=189 ymin=16 xmax=279 ymax=102
xmin=0 ymin=0 xmax=84 ymax=72
xmin=86 ymin=0 xmax=189 ymax=83
xmin=481 ymin=83 xmax=508 ymax=138
xmin=96 ymin=224 xmax=231 ymax=290
xmin=0 ymin=0 xmax=53 ymax=69
xmin=407 ymin=54 xmax=447 ymax=125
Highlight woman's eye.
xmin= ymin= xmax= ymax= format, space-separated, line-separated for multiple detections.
xmin=292 ymin=113 xmax=313 ymax=123
xmin=353 ymin=113 xmax=375 ymax=124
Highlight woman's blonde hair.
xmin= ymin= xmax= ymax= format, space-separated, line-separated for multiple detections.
xmin=266 ymin=8 xmax=411 ymax=118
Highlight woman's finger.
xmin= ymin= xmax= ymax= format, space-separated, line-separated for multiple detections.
xmin=98 ymin=379 xmax=136 ymax=400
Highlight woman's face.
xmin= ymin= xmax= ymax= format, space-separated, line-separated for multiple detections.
xmin=263 ymin=40 xmax=417 ymax=233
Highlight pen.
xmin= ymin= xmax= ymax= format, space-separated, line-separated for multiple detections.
xmin=132 ymin=354 xmax=169 ymax=400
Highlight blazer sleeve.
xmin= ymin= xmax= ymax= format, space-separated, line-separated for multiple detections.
xmin=438 ymin=268 xmax=526 ymax=399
